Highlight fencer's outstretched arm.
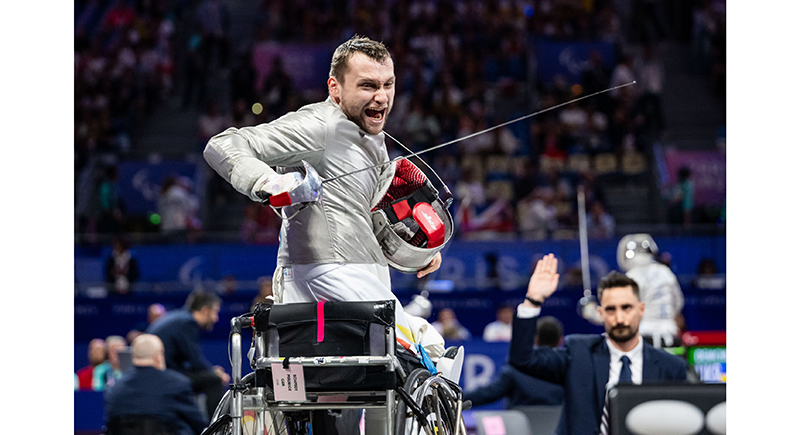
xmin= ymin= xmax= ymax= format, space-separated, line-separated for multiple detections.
xmin=203 ymin=109 xmax=326 ymax=201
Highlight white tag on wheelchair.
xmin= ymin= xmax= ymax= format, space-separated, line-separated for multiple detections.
xmin=271 ymin=363 xmax=307 ymax=402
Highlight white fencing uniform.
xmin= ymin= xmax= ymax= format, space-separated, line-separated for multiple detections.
xmin=204 ymin=97 xmax=444 ymax=356
xmin=626 ymin=261 xmax=684 ymax=347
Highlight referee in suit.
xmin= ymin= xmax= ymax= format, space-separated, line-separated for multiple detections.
xmin=147 ymin=290 xmax=229 ymax=421
xmin=104 ymin=334 xmax=207 ymax=435
xmin=508 ymin=254 xmax=687 ymax=435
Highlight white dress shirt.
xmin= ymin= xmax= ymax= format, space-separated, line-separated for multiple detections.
xmin=605 ymin=334 xmax=644 ymax=389
xmin=516 ymin=304 xmax=540 ymax=318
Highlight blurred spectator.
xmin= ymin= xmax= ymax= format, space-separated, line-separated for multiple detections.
xmin=94 ymin=335 xmax=128 ymax=390
xmin=586 ymin=200 xmax=616 ymax=239
xmin=581 ymin=49 xmax=612 ymax=99
xmin=405 ymin=99 xmax=441 ymax=149
xmin=667 ymin=166 xmax=694 ymax=227
xmin=105 ymin=235 xmax=140 ymax=295
xmin=217 ymin=272 xmax=237 ymax=296
xmin=457 ymin=175 xmax=515 ymax=239
xmin=103 ymin=0 xmax=135 ymax=31
xmin=584 ymin=102 xmax=611 ymax=153
xmin=635 ymin=43 xmax=666 ymax=136
xmin=240 ymin=202 xmax=280 ymax=244
xmin=232 ymin=97 xmax=257 ymax=128
xmin=230 ymin=49 xmax=257 ymax=105
xmin=104 ymin=334 xmax=208 ymax=435
xmin=76 ymin=338 xmax=107 ymax=391
xmin=693 ymin=258 xmax=725 ymax=290
xmin=127 ymin=303 xmax=167 ymax=344
xmin=511 ymin=157 xmax=538 ymax=204
xmin=596 ymin=1 xmax=623 ymax=45
xmin=147 ymin=290 xmax=229 ymax=421
xmin=195 ymin=0 xmax=231 ymax=68
xmin=609 ymin=53 xmax=637 ymax=102
xmin=197 ymin=101 xmax=232 ymax=146
xmin=696 ymin=258 xmax=718 ymax=275
xmin=261 ymin=56 xmax=294 ymax=116
xmin=484 ymin=252 xmax=500 ymax=288
xmin=465 ymin=316 xmax=565 ymax=407
xmin=691 ymin=0 xmax=725 ymax=80
xmin=708 ymin=10 xmax=726 ymax=98
xmin=251 ymin=277 xmax=274 ymax=310
xmin=157 ymin=175 xmax=201 ymax=242
xmin=535 ymin=315 xmax=565 ymax=348
xmin=457 ymin=113 xmax=494 ymax=155
xmin=97 ymin=165 xmax=125 ymax=235
xmin=181 ymin=35 xmax=208 ymax=109
xmin=629 ymin=0 xmax=668 ymax=43
xmin=432 ymin=308 xmax=472 ymax=342
xmin=482 ymin=305 xmax=515 ymax=342
xmin=517 ymin=186 xmax=558 ymax=239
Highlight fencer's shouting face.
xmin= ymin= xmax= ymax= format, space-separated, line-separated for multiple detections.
xmin=328 ymin=52 xmax=395 ymax=135
xmin=598 ymin=285 xmax=645 ymax=345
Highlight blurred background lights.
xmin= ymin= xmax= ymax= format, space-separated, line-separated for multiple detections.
xmin=523 ymin=4 xmax=535 ymax=17
xmin=149 ymin=213 xmax=161 ymax=225
xmin=252 ymin=102 xmax=263 ymax=115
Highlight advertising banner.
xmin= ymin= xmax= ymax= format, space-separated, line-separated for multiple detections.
xmin=76 ymin=237 xmax=726 ymax=289
xmin=252 ymin=42 xmax=334 ymax=93
xmin=116 ymin=160 xmax=200 ymax=215
xmin=535 ymin=38 xmax=616 ymax=84
xmin=663 ymin=148 xmax=726 ymax=207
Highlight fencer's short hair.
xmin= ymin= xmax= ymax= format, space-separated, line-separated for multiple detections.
xmin=536 ymin=316 xmax=564 ymax=348
xmin=329 ymin=34 xmax=391 ymax=83
xmin=597 ymin=271 xmax=640 ymax=304
xmin=185 ymin=290 xmax=221 ymax=312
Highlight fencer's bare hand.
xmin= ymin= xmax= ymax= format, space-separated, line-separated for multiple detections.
xmin=526 ymin=254 xmax=559 ymax=304
xmin=417 ymin=252 xmax=442 ymax=278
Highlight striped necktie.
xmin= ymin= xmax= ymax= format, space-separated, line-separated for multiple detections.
xmin=600 ymin=356 xmax=633 ymax=434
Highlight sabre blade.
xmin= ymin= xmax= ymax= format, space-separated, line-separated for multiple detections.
xmin=322 ymin=81 xmax=636 ymax=184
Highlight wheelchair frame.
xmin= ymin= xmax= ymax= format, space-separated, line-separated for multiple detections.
xmin=205 ymin=301 xmax=466 ymax=435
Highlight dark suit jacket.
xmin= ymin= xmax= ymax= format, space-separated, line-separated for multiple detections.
xmin=105 ymin=366 xmax=207 ymax=435
xmin=509 ymin=315 xmax=687 ymax=435
xmin=464 ymin=364 xmax=564 ymax=408
xmin=147 ymin=309 xmax=213 ymax=373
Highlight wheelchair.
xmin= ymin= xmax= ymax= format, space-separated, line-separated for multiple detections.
xmin=201 ymin=300 xmax=468 ymax=435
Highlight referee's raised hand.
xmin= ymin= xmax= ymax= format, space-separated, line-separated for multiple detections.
xmin=525 ymin=254 xmax=560 ymax=306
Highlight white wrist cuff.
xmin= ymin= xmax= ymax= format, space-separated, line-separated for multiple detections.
xmin=516 ymin=304 xmax=541 ymax=319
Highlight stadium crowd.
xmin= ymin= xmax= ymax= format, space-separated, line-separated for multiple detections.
xmin=74 ymin=0 xmax=724 ymax=244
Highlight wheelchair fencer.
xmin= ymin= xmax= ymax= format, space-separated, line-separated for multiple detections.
xmin=201 ymin=299 xmax=469 ymax=435
xmin=200 ymin=154 xmax=465 ymax=435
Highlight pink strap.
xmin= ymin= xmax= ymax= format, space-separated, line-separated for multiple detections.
xmin=316 ymin=301 xmax=325 ymax=343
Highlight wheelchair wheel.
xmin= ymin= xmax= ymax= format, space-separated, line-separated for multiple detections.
xmin=395 ymin=369 xmax=463 ymax=435
xmin=203 ymin=372 xmax=296 ymax=435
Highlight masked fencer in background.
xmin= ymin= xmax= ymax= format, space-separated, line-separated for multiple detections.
xmin=617 ymin=233 xmax=685 ymax=348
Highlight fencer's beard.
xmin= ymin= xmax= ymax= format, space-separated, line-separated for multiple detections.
xmin=339 ymin=93 xmax=392 ymax=135
xmin=607 ymin=323 xmax=638 ymax=344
